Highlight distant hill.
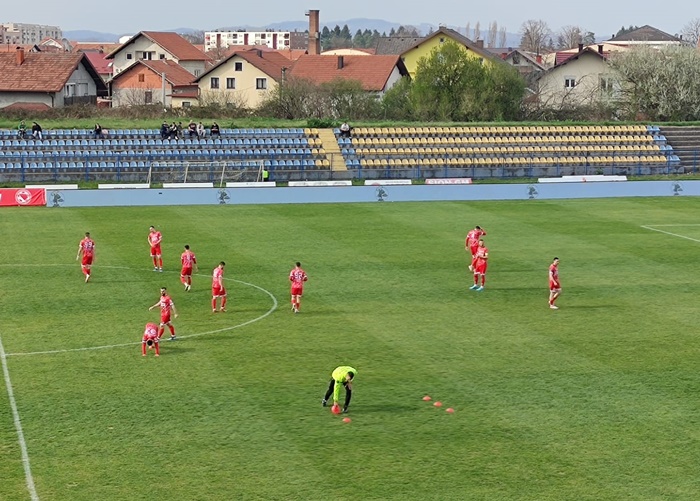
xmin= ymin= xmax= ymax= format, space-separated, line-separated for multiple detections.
xmin=64 ymin=30 xmax=120 ymax=42
xmin=66 ymin=20 xmax=521 ymax=48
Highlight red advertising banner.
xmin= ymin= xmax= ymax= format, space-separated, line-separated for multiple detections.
xmin=0 ymin=188 xmax=46 ymax=207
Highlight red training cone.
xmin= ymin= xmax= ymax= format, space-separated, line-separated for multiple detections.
xmin=422 ymin=395 xmax=432 ymax=401
xmin=433 ymin=401 xmax=443 ymax=408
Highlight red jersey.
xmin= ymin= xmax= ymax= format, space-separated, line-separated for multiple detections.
xmin=549 ymin=263 xmax=559 ymax=285
xmin=466 ymin=228 xmax=486 ymax=248
xmin=143 ymin=322 xmax=159 ymax=341
xmin=158 ymin=295 xmax=174 ymax=315
xmin=474 ymin=246 xmax=489 ymax=265
xmin=289 ymin=267 xmax=308 ymax=286
xmin=212 ymin=266 xmax=224 ymax=287
xmin=181 ymin=250 xmax=197 ymax=268
xmin=79 ymin=237 xmax=95 ymax=256
xmin=148 ymin=231 xmax=162 ymax=247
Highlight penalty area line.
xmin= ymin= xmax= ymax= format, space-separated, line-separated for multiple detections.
xmin=640 ymin=225 xmax=700 ymax=243
xmin=0 ymin=335 xmax=40 ymax=501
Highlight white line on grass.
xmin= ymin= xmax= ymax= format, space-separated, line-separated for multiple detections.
xmin=2 ymin=264 xmax=278 ymax=357
xmin=640 ymin=225 xmax=700 ymax=243
xmin=0 ymin=335 xmax=40 ymax=501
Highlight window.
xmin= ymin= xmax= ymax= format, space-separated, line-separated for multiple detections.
xmin=145 ymin=90 xmax=153 ymax=104
xmin=256 ymin=78 xmax=267 ymax=90
xmin=564 ymin=77 xmax=576 ymax=89
xmin=600 ymin=75 xmax=614 ymax=96
xmin=126 ymin=53 xmax=133 ymax=60
xmin=159 ymin=53 xmax=165 ymax=59
xmin=182 ymin=101 xmax=191 ymax=107
xmin=235 ymin=62 xmax=243 ymax=71
xmin=64 ymin=83 xmax=75 ymax=97
xmin=511 ymin=53 xmax=521 ymax=65
xmin=194 ymin=70 xmax=201 ymax=77
xmin=138 ymin=73 xmax=145 ymax=83
xmin=226 ymin=77 xmax=236 ymax=89
xmin=79 ymin=83 xmax=89 ymax=96
xmin=210 ymin=77 xmax=219 ymax=89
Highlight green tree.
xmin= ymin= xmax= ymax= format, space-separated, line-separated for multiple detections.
xmin=402 ymin=41 xmax=525 ymax=121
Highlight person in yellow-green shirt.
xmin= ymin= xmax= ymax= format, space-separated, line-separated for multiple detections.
xmin=322 ymin=366 xmax=357 ymax=413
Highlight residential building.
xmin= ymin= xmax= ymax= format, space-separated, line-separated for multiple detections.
xmin=536 ymin=47 xmax=615 ymax=107
xmin=204 ymin=30 xmax=307 ymax=52
xmin=83 ymin=51 xmax=113 ymax=82
xmin=1 ymin=23 xmax=62 ymax=45
xmin=110 ymin=59 xmax=197 ymax=108
xmin=606 ymin=25 xmax=685 ymax=48
xmin=375 ymin=26 xmax=503 ymax=78
xmin=0 ymin=48 xmax=107 ymax=109
xmin=194 ymin=48 xmax=290 ymax=109
xmin=290 ymin=54 xmax=408 ymax=95
xmin=106 ymin=31 xmax=210 ymax=77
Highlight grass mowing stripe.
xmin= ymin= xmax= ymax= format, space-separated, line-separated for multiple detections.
xmin=0 ymin=335 xmax=39 ymax=501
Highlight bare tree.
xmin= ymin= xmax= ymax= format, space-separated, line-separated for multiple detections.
xmin=181 ymin=30 xmax=205 ymax=45
xmin=556 ymin=25 xmax=596 ymax=49
xmin=681 ymin=18 xmax=700 ymax=47
xmin=487 ymin=21 xmax=498 ymax=48
xmin=498 ymin=26 xmax=508 ymax=47
xmin=465 ymin=22 xmax=471 ymax=40
xmin=519 ymin=19 xmax=552 ymax=55
xmin=473 ymin=22 xmax=481 ymax=43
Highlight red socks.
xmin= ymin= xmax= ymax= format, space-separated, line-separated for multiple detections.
xmin=221 ymin=296 xmax=227 ymax=309
xmin=168 ymin=325 xmax=175 ymax=336
xmin=157 ymin=327 xmax=164 ymax=339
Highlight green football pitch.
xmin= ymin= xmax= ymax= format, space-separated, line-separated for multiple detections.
xmin=1 ymin=198 xmax=700 ymax=500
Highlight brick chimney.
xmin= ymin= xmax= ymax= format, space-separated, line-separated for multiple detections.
xmin=598 ymin=44 xmax=604 ymax=54
xmin=306 ymin=9 xmax=320 ymax=55
xmin=16 ymin=46 xmax=25 ymax=65
xmin=578 ymin=43 xmax=584 ymax=52
xmin=337 ymin=55 xmax=344 ymax=69
xmin=475 ymin=39 xmax=484 ymax=49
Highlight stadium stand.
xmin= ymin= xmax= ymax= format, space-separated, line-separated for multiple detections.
xmin=0 ymin=125 xmax=683 ymax=183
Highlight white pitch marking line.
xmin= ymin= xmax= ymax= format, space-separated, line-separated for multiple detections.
xmin=0 ymin=335 xmax=40 ymax=501
xmin=640 ymin=225 xmax=700 ymax=243
xmin=2 ymin=264 xmax=278 ymax=357
xmin=641 ymin=224 xmax=700 ymax=227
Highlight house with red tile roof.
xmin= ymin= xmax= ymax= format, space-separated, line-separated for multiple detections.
xmin=83 ymin=51 xmax=113 ymax=82
xmin=110 ymin=59 xmax=197 ymax=108
xmin=194 ymin=48 xmax=290 ymax=109
xmin=0 ymin=48 xmax=107 ymax=109
xmin=106 ymin=31 xmax=211 ymax=79
xmin=535 ymin=47 xmax=615 ymax=107
xmin=289 ymin=54 xmax=408 ymax=94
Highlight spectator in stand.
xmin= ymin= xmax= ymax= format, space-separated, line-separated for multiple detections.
xmin=94 ymin=123 xmax=103 ymax=139
xmin=211 ymin=122 xmax=220 ymax=137
xmin=188 ymin=120 xmax=197 ymax=138
xmin=160 ymin=121 xmax=169 ymax=140
xmin=31 ymin=122 xmax=43 ymax=140
xmin=196 ymin=121 xmax=205 ymax=139
xmin=169 ymin=122 xmax=178 ymax=140
xmin=17 ymin=120 xmax=26 ymax=139
xmin=339 ymin=121 xmax=352 ymax=138
xmin=177 ymin=122 xmax=183 ymax=139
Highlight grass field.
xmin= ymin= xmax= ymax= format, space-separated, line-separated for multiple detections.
xmin=1 ymin=198 xmax=700 ymax=500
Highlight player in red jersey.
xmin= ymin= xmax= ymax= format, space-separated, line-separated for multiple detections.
xmin=548 ymin=257 xmax=561 ymax=310
xmin=212 ymin=262 xmax=227 ymax=313
xmin=289 ymin=262 xmax=308 ymax=313
xmin=148 ymin=287 xmax=178 ymax=340
xmin=469 ymin=239 xmax=489 ymax=291
xmin=180 ymin=245 xmax=198 ymax=291
xmin=76 ymin=232 xmax=96 ymax=283
xmin=142 ymin=322 xmax=160 ymax=357
xmin=148 ymin=225 xmax=163 ymax=272
xmin=465 ymin=225 xmax=486 ymax=271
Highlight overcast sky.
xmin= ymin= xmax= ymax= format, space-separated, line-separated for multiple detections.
xmin=1 ymin=0 xmax=691 ymax=38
